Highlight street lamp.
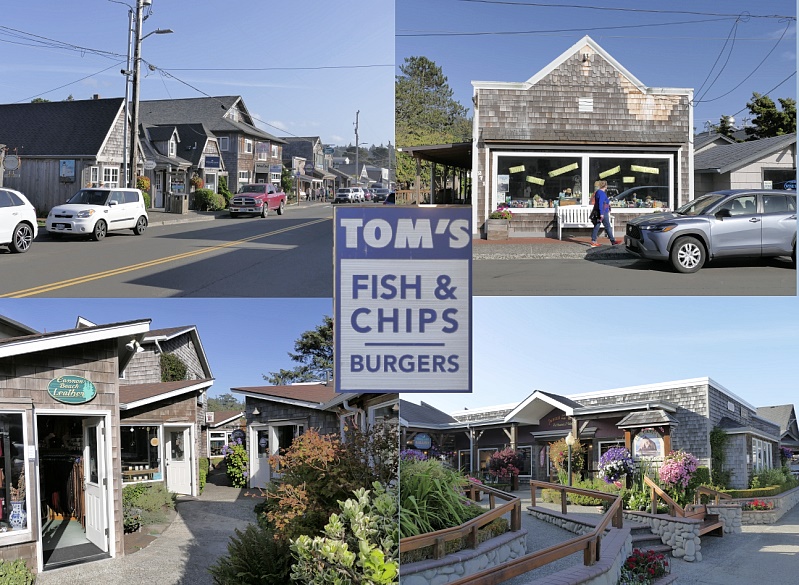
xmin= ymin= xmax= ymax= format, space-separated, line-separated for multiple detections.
xmin=127 ymin=0 xmax=173 ymax=187
xmin=565 ymin=431 xmax=576 ymax=487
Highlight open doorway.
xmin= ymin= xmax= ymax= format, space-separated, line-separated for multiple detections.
xmin=37 ymin=414 xmax=110 ymax=570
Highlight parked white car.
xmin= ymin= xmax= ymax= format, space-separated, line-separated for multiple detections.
xmin=46 ymin=187 xmax=149 ymax=241
xmin=0 ymin=188 xmax=38 ymax=253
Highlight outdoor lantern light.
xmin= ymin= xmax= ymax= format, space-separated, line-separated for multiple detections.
xmin=565 ymin=431 xmax=576 ymax=487
xmin=252 ymin=407 xmax=260 ymax=416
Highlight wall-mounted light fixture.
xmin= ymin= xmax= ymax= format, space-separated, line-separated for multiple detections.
xmin=125 ymin=339 xmax=144 ymax=353
xmin=252 ymin=407 xmax=261 ymax=416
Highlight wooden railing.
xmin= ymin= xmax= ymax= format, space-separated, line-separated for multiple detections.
xmin=395 ymin=190 xmax=422 ymax=205
xmin=440 ymin=480 xmax=624 ymax=585
xmin=643 ymin=475 xmax=685 ymax=516
xmin=694 ymin=485 xmax=732 ymax=506
xmin=399 ymin=483 xmax=522 ymax=561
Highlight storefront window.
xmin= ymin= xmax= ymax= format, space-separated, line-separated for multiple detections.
xmin=496 ymin=155 xmax=582 ymax=208
xmin=121 ymin=425 xmax=161 ymax=483
xmin=0 ymin=413 xmax=27 ymax=533
xmin=210 ymin=431 xmax=227 ymax=456
xmin=589 ymin=157 xmax=670 ymax=209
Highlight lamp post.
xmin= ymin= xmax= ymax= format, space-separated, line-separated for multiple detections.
xmin=565 ymin=431 xmax=576 ymax=487
xmin=128 ymin=0 xmax=172 ymax=187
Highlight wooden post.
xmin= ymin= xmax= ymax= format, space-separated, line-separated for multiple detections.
xmin=561 ymin=489 xmax=568 ymax=515
xmin=467 ymin=524 xmax=479 ymax=549
xmin=531 ymin=481 xmax=537 ymax=507
xmin=512 ymin=501 xmax=521 ymax=531
xmin=434 ymin=536 xmax=445 ymax=560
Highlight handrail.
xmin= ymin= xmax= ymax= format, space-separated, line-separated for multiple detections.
xmin=695 ymin=485 xmax=732 ymax=506
xmin=441 ymin=481 xmax=624 ymax=585
xmin=399 ymin=483 xmax=521 ymax=560
xmin=643 ymin=475 xmax=685 ymax=517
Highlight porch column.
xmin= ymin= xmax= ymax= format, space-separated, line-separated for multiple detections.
xmin=414 ymin=156 xmax=421 ymax=206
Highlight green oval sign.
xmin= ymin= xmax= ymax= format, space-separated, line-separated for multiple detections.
xmin=47 ymin=376 xmax=97 ymax=404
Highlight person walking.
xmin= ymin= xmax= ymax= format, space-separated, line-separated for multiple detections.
xmin=590 ymin=179 xmax=621 ymax=247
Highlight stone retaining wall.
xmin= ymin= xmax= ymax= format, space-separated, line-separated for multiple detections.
xmin=706 ymin=504 xmax=742 ymax=533
xmin=736 ymin=485 xmax=799 ymax=525
xmin=623 ymin=512 xmax=702 ymax=562
xmin=400 ymin=529 xmax=528 ymax=585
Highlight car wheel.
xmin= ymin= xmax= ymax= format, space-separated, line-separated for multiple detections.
xmin=10 ymin=223 xmax=33 ymax=253
xmin=133 ymin=215 xmax=148 ymax=235
xmin=261 ymin=203 xmax=268 ymax=218
xmin=277 ymin=201 xmax=285 ymax=215
xmin=92 ymin=220 xmax=107 ymax=241
xmin=670 ymin=236 xmax=705 ymax=273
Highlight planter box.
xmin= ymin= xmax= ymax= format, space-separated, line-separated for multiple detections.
xmin=486 ymin=218 xmax=509 ymax=240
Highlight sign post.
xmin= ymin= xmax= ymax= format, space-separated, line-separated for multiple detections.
xmin=334 ymin=206 xmax=472 ymax=394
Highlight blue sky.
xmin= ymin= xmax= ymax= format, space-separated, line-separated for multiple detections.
xmin=0 ymin=298 xmax=332 ymax=400
xmin=0 ymin=0 xmax=394 ymax=146
xmin=407 ymin=296 xmax=799 ymax=415
xmin=396 ymin=0 xmax=796 ymax=133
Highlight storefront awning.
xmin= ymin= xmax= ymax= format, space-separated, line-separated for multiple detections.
xmin=399 ymin=142 xmax=472 ymax=170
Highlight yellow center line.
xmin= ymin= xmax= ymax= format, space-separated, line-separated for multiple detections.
xmin=3 ymin=217 xmax=331 ymax=298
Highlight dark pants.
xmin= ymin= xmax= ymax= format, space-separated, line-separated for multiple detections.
xmin=592 ymin=214 xmax=617 ymax=243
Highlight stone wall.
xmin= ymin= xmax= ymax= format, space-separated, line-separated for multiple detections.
xmin=400 ymin=530 xmax=528 ymax=585
xmin=736 ymin=485 xmax=799 ymax=525
xmin=623 ymin=512 xmax=702 ymax=562
xmin=706 ymin=504 xmax=742 ymax=533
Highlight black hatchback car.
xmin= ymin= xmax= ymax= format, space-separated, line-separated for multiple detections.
xmin=625 ymin=189 xmax=797 ymax=273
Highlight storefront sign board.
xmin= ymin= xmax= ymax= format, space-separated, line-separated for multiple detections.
xmin=47 ymin=375 xmax=97 ymax=404
xmin=633 ymin=428 xmax=664 ymax=459
xmin=334 ymin=206 xmax=472 ymax=393
xmin=414 ymin=433 xmax=432 ymax=449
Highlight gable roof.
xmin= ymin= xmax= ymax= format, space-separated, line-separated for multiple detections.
xmin=119 ymin=378 xmax=214 ymax=410
xmin=504 ymin=390 xmax=584 ymax=425
xmin=208 ymin=409 xmax=245 ymax=427
xmin=695 ymin=134 xmax=796 ymax=174
xmin=400 ymin=400 xmax=460 ymax=428
xmin=757 ymin=405 xmax=798 ymax=436
xmin=232 ymin=383 xmax=337 ymax=407
xmin=0 ymin=315 xmax=39 ymax=338
xmin=0 ymin=98 xmax=125 ymax=156
xmin=694 ymin=133 xmax=736 ymax=152
xmin=143 ymin=325 xmax=212 ymax=379
xmin=138 ymin=96 xmax=286 ymax=143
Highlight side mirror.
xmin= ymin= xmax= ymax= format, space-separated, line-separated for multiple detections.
xmin=715 ymin=208 xmax=731 ymax=219
xmin=109 ymin=200 xmax=119 ymax=206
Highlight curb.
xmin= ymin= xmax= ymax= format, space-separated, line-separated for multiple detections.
xmin=473 ymin=243 xmax=636 ymax=261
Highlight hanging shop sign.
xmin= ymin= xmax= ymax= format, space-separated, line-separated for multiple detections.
xmin=633 ymin=427 xmax=664 ymax=459
xmin=47 ymin=375 xmax=97 ymax=405
xmin=413 ymin=433 xmax=432 ymax=450
xmin=334 ymin=206 xmax=472 ymax=393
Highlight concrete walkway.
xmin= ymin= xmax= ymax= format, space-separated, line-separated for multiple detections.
xmin=37 ymin=471 xmax=260 ymax=585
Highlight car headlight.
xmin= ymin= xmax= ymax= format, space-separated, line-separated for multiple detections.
xmin=641 ymin=223 xmax=677 ymax=232
xmin=76 ymin=209 xmax=96 ymax=218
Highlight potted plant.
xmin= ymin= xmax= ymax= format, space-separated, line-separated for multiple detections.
xmin=189 ymin=173 xmax=204 ymax=191
xmin=486 ymin=208 xmax=512 ymax=240
xmin=598 ymin=446 xmax=634 ymax=488
xmin=487 ymin=448 xmax=523 ymax=490
xmin=9 ymin=470 xmax=26 ymax=530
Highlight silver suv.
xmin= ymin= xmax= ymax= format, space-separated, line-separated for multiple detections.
xmin=625 ymin=189 xmax=797 ymax=273
xmin=334 ymin=187 xmax=365 ymax=203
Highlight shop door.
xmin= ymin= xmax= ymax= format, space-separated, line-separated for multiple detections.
xmin=82 ymin=418 xmax=108 ymax=552
xmin=165 ymin=426 xmax=192 ymax=495
xmin=154 ymin=173 xmax=164 ymax=208
xmin=249 ymin=426 xmax=271 ymax=488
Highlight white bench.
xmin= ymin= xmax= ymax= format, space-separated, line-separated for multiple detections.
xmin=556 ymin=205 xmax=614 ymax=240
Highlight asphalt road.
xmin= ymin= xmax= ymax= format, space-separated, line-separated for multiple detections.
xmin=0 ymin=206 xmax=333 ymax=298
xmin=474 ymin=257 xmax=797 ymax=296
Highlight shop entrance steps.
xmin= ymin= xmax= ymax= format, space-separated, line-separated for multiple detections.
xmin=685 ymin=504 xmax=725 ymax=537
xmin=625 ymin=519 xmax=672 ymax=555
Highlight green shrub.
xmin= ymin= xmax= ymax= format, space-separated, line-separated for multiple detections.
xmin=142 ymin=191 xmax=151 ymax=208
xmin=160 ymin=352 xmax=187 ymax=382
xmin=122 ymin=482 xmax=176 ymax=529
xmin=223 ymin=440 xmax=249 ymax=488
xmin=750 ymin=467 xmax=789 ymax=489
xmin=199 ymin=457 xmax=209 ymax=494
xmin=0 ymin=559 xmax=35 ymax=585
xmin=209 ymin=523 xmax=292 ymax=585
xmin=218 ymin=176 xmax=232 ymax=206
xmin=193 ymin=188 xmax=225 ymax=211
xmin=290 ymin=484 xmax=399 ymax=585
xmin=569 ymin=478 xmax=620 ymax=506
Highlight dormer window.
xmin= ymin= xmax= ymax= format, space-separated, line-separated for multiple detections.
xmin=169 ymin=138 xmax=176 ymax=157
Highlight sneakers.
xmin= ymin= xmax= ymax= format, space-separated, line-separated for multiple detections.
xmin=590 ymin=242 xmax=601 ymax=248
xmin=611 ymin=241 xmax=622 ymax=246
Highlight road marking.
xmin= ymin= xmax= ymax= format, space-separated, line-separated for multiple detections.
xmin=2 ymin=217 xmax=330 ymax=298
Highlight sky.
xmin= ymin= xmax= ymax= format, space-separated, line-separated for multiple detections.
xmin=406 ymin=295 xmax=799 ymax=415
xmin=0 ymin=0 xmax=394 ymax=147
xmin=396 ymin=0 xmax=797 ymax=133
xmin=0 ymin=298 xmax=332 ymax=400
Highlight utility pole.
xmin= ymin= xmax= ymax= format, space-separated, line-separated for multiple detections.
xmin=354 ymin=110 xmax=359 ymax=187
xmin=122 ymin=7 xmax=134 ymax=188
xmin=128 ymin=0 xmax=144 ymax=188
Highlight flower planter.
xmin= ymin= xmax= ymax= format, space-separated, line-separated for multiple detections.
xmin=486 ymin=219 xmax=509 ymax=240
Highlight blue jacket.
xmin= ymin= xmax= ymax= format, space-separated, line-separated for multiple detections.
xmin=594 ymin=189 xmax=610 ymax=216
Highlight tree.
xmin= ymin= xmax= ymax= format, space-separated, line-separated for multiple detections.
xmin=395 ymin=56 xmax=472 ymax=187
xmin=30 ymin=98 xmax=50 ymax=103
xmin=208 ymin=392 xmax=244 ymax=412
xmin=263 ymin=316 xmax=332 ymax=385
xmin=280 ymin=166 xmax=293 ymax=194
xmin=745 ymin=93 xmax=796 ymax=140
xmin=717 ymin=115 xmax=735 ymax=139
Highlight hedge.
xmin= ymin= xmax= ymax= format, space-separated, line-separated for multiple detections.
xmin=199 ymin=457 xmax=210 ymax=494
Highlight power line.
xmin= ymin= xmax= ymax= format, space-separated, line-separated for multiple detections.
xmin=694 ymin=19 xmax=740 ymax=103
xmin=729 ymin=71 xmax=797 ymax=117
xmin=397 ymin=16 xmax=738 ymax=36
xmin=165 ymin=64 xmax=394 ymax=72
xmin=454 ymin=1 xmax=796 ymax=20
xmin=14 ymin=61 xmax=126 ymax=103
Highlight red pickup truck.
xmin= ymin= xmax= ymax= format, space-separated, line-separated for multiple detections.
xmin=230 ymin=183 xmax=287 ymax=218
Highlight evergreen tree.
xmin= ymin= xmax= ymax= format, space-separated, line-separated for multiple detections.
xmin=745 ymin=93 xmax=796 ymax=140
xmin=207 ymin=392 xmax=244 ymax=412
xmin=395 ymin=56 xmax=472 ymax=187
xmin=263 ymin=316 xmax=332 ymax=385
xmin=717 ymin=115 xmax=735 ymax=139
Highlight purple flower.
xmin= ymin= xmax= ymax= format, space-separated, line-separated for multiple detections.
xmin=400 ymin=449 xmax=427 ymax=462
xmin=598 ymin=447 xmax=633 ymax=483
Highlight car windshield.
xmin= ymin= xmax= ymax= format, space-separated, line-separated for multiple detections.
xmin=67 ymin=189 xmax=110 ymax=206
xmin=238 ymin=185 xmax=265 ymax=193
xmin=674 ymin=193 xmax=726 ymax=216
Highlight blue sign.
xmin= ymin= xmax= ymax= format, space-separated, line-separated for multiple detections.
xmin=270 ymin=164 xmax=283 ymax=174
xmin=205 ymin=156 xmax=220 ymax=169
xmin=414 ymin=433 xmax=432 ymax=450
xmin=334 ymin=207 xmax=472 ymax=394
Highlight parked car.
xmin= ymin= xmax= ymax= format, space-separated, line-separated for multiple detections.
xmin=363 ymin=188 xmax=374 ymax=202
xmin=334 ymin=187 xmax=366 ymax=203
xmin=371 ymin=188 xmax=390 ymax=202
xmin=625 ymin=189 xmax=797 ymax=273
xmin=46 ymin=187 xmax=148 ymax=241
xmin=0 ymin=188 xmax=37 ymax=253
xmin=230 ymin=183 xmax=286 ymax=217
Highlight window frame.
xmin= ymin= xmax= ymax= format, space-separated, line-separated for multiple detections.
xmin=0 ymin=410 xmax=32 ymax=541
xmin=120 ymin=424 xmax=163 ymax=485
xmin=219 ymin=136 xmax=229 ymax=152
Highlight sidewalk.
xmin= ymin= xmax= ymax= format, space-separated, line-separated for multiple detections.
xmin=474 ymin=236 xmax=637 ymax=261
